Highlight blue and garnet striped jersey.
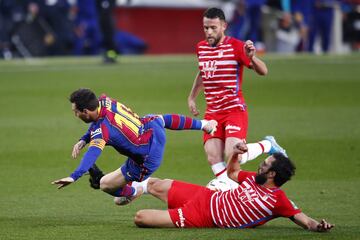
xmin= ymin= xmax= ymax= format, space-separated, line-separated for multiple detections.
xmin=70 ymin=95 xmax=158 ymax=180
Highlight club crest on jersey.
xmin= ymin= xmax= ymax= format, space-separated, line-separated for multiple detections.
xmin=201 ymin=60 xmax=217 ymax=79
xmin=239 ymin=186 xmax=259 ymax=203
xmin=218 ymin=49 xmax=223 ymax=58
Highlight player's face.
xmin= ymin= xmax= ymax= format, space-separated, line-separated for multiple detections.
xmin=203 ymin=17 xmax=227 ymax=47
xmin=72 ymin=103 xmax=92 ymax=123
xmin=255 ymin=156 xmax=275 ymax=184
xmin=257 ymin=156 xmax=274 ymax=175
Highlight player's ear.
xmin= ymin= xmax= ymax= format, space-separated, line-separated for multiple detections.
xmin=222 ymin=21 xmax=228 ymax=31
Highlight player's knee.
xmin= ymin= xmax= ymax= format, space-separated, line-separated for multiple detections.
xmin=205 ymin=148 xmax=222 ymax=165
xmin=147 ymin=178 xmax=159 ymax=194
xmin=99 ymin=177 xmax=111 ymax=192
xmin=206 ymin=153 xmax=222 ymax=165
xmin=148 ymin=179 xmax=171 ymax=195
xmin=134 ymin=210 xmax=147 ymax=227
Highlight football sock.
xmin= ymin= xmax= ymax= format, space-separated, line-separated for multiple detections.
xmin=215 ymin=167 xmax=239 ymax=189
xmin=162 ymin=114 xmax=202 ymax=130
xmin=131 ymin=178 xmax=149 ymax=194
xmin=239 ymin=140 xmax=272 ymax=164
xmin=211 ymin=162 xmax=227 ymax=177
xmin=111 ymin=184 xmax=136 ymax=197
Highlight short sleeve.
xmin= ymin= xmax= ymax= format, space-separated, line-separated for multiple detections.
xmin=274 ymin=192 xmax=302 ymax=217
xmin=237 ymin=171 xmax=256 ymax=184
xmin=233 ymin=40 xmax=251 ymax=68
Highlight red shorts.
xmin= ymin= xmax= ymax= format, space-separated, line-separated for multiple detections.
xmin=204 ymin=110 xmax=248 ymax=143
xmin=167 ymin=180 xmax=216 ymax=228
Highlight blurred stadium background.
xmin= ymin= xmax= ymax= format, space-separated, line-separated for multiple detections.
xmin=0 ymin=0 xmax=359 ymax=239
xmin=1 ymin=0 xmax=360 ymax=61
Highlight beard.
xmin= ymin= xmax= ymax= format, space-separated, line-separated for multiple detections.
xmin=207 ymin=36 xmax=221 ymax=47
xmin=255 ymin=172 xmax=268 ymax=185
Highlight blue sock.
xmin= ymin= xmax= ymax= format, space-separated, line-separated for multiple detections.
xmin=162 ymin=114 xmax=202 ymax=130
xmin=111 ymin=184 xmax=135 ymax=197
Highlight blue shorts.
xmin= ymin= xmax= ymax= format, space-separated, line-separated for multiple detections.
xmin=121 ymin=116 xmax=166 ymax=182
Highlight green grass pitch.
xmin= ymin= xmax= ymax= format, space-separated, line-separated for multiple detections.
xmin=0 ymin=54 xmax=359 ymax=239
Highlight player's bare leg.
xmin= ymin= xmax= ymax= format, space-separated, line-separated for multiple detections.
xmin=100 ymin=168 xmax=142 ymax=205
xmin=204 ymin=138 xmax=224 ymax=173
xmin=147 ymin=178 xmax=173 ymax=203
xmin=205 ymin=139 xmax=238 ymax=188
xmin=134 ymin=209 xmax=175 ymax=228
xmin=99 ymin=168 xmax=127 ymax=192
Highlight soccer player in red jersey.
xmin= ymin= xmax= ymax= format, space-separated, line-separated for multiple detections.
xmin=188 ymin=8 xmax=272 ymax=188
xmin=132 ymin=142 xmax=334 ymax=232
xmin=52 ymin=88 xmax=217 ymax=205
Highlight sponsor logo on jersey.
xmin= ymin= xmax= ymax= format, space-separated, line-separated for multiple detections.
xmin=225 ymin=125 xmax=241 ymax=132
xmin=91 ymin=128 xmax=102 ymax=137
xmin=177 ymin=208 xmax=185 ymax=228
xmin=201 ymin=60 xmax=217 ymax=79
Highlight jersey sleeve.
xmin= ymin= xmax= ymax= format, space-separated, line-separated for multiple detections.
xmin=70 ymin=123 xmax=107 ymax=181
xmin=80 ymin=126 xmax=92 ymax=143
xmin=233 ymin=40 xmax=251 ymax=68
xmin=237 ymin=170 xmax=256 ymax=183
xmin=273 ymin=192 xmax=302 ymax=218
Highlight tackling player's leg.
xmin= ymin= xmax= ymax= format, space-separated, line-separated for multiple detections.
xmin=205 ymin=138 xmax=239 ymax=189
xmin=135 ymin=209 xmax=175 ymax=228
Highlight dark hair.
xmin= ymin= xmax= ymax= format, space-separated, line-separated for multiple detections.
xmin=269 ymin=153 xmax=296 ymax=187
xmin=69 ymin=88 xmax=99 ymax=112
xmin=203 ymin=7 xmax=226 ymax=21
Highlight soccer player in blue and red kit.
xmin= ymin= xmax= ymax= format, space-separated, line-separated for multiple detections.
xmin=52 ymin=88 xmax=217 ymax=205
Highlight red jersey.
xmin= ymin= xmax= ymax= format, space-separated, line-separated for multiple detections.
xmin=210 ymin=171 xmax=301 ymax=228
xmin=197 ymin=36 xmax=251 ymax=114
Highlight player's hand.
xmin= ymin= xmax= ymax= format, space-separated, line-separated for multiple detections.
xmin=51 ymin=177 xmax=75 ymax=189
xmin=233 ymin=142 xmax=248 ymax=155
xmin=188 ymin=98 xmax=199 ymax=116
xmin=244 ymin=40 xmax=256 ymax=59
xmin=72 ymin=140 xmax=86 ymax=159
xmin=317 ymin=219 xmax=335 ymax=232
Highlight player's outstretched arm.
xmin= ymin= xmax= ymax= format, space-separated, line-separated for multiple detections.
xmin=244 ymin=40 xmax=268 ymax=76
xmin=227 ymin=142 xmax=248 ymax=182
xmin=292 ymin=212 xmax=335 ymax=232
xmin=72 ymin=140 xmax=86 ymax=159
xmin=51 ymin=177 xmax=75 ymax=189
xmin=188 ymin=71 xmax=203 ymax=116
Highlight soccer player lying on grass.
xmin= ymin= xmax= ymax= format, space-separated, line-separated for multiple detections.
xmin=133 ymin=142 xmax=334 ymax=232
xmin=51 ymin=88 xmax=217 ymax=205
